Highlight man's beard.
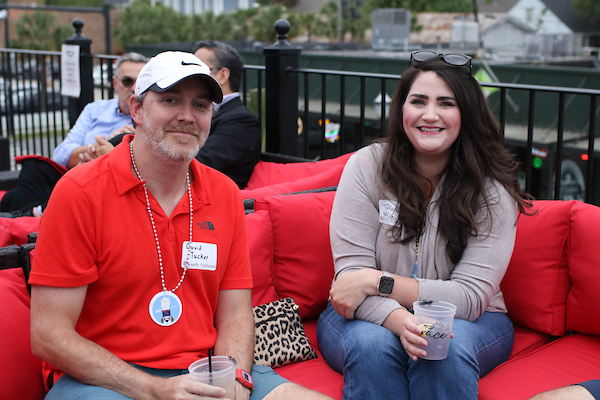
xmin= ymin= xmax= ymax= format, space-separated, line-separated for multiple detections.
xmin=140 ymin=109 xmax=208 ymax=164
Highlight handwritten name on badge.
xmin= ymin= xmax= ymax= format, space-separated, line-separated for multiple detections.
xmin=379 ymin=200 xmax=399 ymax=226
xmin=182 ymin=241 xmax=217 ymax=271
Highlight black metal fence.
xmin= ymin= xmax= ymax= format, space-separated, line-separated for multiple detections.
xmin=0 ymin=49 xmax=68 ymax=167
xmin=1 ymin=20 xmax=600 ymax=205
xmin=0 ymin=46 xmax=118 ymax=170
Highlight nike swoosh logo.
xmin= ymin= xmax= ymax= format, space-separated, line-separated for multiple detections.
xmin=181 ymin=61 xmax=202 ymax=66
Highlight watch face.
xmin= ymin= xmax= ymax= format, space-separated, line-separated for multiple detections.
xmin=379 ymin=276 xmax=394 ymax=295
xmin=236 ymin=369 xmax=253 ymax=390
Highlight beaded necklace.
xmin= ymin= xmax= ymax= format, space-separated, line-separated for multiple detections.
xmin=129 ymin=141 xmax=193 ymax=326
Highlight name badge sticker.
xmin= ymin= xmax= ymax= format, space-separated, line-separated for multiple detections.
xmin=182 ymin=241 xmax=217 ymax=271
xmin=379 ymin=200 xmax=399 ymax=226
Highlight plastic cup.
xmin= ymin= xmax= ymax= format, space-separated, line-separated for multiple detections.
xmin=412 ymin=300 xmax=457 ymax=360
xmin=188 ymin=356 xmax=236 ymax=399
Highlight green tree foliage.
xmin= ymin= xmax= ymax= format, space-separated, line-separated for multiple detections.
xmin=52 ymin=24 xmax=74 ymax=50
xmin=186 ymin=8 xmax=259 ymax=42
xmin=116 ymin=0 xmax=262 ymax=46
xmin=250 ymin=5 xmax=299 ymax=43
xmin=363 ymin=0 xmax=472 ymax=13
xmin=314 ymin=1 xmax=370 ymax=41
xmin=255 ymin=0 xmax=300 ymax=9
xmin=45 ymin=0 xmax=105 ymax=6
xmin=114 ymin=0 xmax=188 ymax=46
xmin=114 ymin=0 xmax=478 ymax=47
xmin=10 ymin=11 xmax=72 ymax=50
xmin=228 ymin=8 xmax=259 ymax=41
xmin=187 ymin=11 xmax=236 ymax=41
xmin=574 ymin=0 xmax=600 ymax=22
xmin=298 ymin=12 xmax=319 ymax=42
xmin=313 ymin=1 xmax=337 ymax=40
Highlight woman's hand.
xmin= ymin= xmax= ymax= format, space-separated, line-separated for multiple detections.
xmin=382 ymin=309 xmax=428 ymax=361
xmin=330 ymin=269 xmax=380 ymax=319
xmin=385 ymin=308 xmax=454 ymax=362
xmin=399 ymin=313 xmax=429 ymax=361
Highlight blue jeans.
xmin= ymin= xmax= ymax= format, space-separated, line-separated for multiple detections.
xmin=317 ymin=302 xmax=513 ymax=400
xmin=45 ymin=364 xmax=287 ymax=400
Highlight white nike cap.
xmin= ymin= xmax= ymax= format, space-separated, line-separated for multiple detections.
xmin=135 ymin=51 xmax=223 ymax=103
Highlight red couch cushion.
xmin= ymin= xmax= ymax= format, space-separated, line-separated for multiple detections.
xmin=501 ymin=200 xmax=572 ymax=336
xmin=508 ymin=324 xmax=554 ymax=360
xmin=241 ymin=164 xmax=344 ymax=200
xmin=276 ymin=320 xmax=343 ymax=400
xmin=246 ymin=210 xmax=279 ymax=307
xmin=276 ymin=350 xmax=343 ymax=400
xmin=254 ymin=191 xmax=336 ymax=319
xmin=566 ymin=201 xmax=600 ymax=335
xmin=0 ymin=221 xmax=10 ymax=247
xmin=245 ymin=153 xmax=352 ymax=190
xmin=479 ymin=334 xmax=600 ymax=400
xmin=0 ymin=217 xmax=40 ymax=246
xmin=0 ymin=268 xmax=45 ymax=400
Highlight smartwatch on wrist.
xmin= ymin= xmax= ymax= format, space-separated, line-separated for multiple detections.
xmin=377 ymin=271 xmax=394 ymax=297
xmin=236 ymin=369 xmax=254 ymax=392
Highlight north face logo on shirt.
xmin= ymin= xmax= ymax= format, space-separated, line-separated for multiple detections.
xmin=198 ymin=220 xmax=214 ymax=230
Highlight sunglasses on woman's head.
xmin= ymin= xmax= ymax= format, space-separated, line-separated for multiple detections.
xmin=409 ymin=51 xmax=472 ymax=74
xmin=116 ymin=76 xmax=136 ymax=88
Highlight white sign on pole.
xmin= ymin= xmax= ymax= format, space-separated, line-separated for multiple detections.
xmin=61 ymin=44 xmax=80 ymax=98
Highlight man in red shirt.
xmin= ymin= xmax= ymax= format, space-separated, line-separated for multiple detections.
xmin=29 ymin=51 xmax=332 ymax=400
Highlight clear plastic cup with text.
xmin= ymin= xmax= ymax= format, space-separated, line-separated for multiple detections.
xmin=188 ymin=355 xmax=236 ymax=399
xmin=413 ymin=300 xmax=457 ymax=360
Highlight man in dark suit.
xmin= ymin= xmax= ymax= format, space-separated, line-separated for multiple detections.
xmin=193 ymin=40 xmax=261 ymax=189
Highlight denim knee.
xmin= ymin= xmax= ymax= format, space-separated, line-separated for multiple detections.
xmin=318 ymin=303 xmax=410 ymax=400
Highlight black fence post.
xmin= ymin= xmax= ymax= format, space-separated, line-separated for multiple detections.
xmin=66 ymin=18 xmax=94 ymax=129
xmin=263 ymin=20 xmax=301 ymax=156
xmin=0 ymin=136 xmax=9 ymax=170
xmin=103 ymin=2 xmax=111 ymax=55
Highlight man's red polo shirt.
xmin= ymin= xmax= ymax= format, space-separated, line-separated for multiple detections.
xmin=30 ymin=135 xmax=252 ymax=377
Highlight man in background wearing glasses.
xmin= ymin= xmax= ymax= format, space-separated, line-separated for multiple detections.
xmin=0 ymin=53 xmax=148 ymax=218
xmin=53 ymin=52 xmax=149 ymax=169
xmin=193 ymin=41 xmax=261 ymax=189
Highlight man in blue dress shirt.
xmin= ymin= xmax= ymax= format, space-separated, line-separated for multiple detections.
xmin=0 ymin=53 xmax=148 ymax=216
xmin=53 ymin=52 xmax=148 ymax=168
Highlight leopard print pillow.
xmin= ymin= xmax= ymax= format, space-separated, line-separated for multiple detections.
xmin=253 ymin=297 xmax=318 ymax=368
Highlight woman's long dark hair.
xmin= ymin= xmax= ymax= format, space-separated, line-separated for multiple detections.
xmin=382 ymin=57 xmax=532 ymax=264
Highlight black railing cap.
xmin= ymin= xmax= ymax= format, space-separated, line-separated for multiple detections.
xmin=67 ymin=18 xmax=91 ymax=42
xmin=265 ymin=19 xmax=301 ymax=52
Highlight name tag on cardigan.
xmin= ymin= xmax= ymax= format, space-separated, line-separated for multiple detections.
xmin=182 ymin=241 xmax=217 ymax=271
xmin=379 ymin=200 xmax=399 ymax=225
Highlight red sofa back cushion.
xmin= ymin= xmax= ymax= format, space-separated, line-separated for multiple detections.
xmin=246 ymin=210 xmax=279 ymax=307
xmin=0 ymin=217 xmax=40 ymax=247
xmin=254 ymin=191 xmax=336 ymax=319
xmin=566 ymin=201 xmax=600 ymax=335
xmin=0 ymin=222 xmax=10 ymax=247
xmin=245 ymin=153 xmax=352 ymax=190
xmin=241 ymin=164 xmax=344 ymax=200
xmin=501 ymin=200 xmax=572 ymax=336
xmin=0 ymin=268 xmax=45 ymax=400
